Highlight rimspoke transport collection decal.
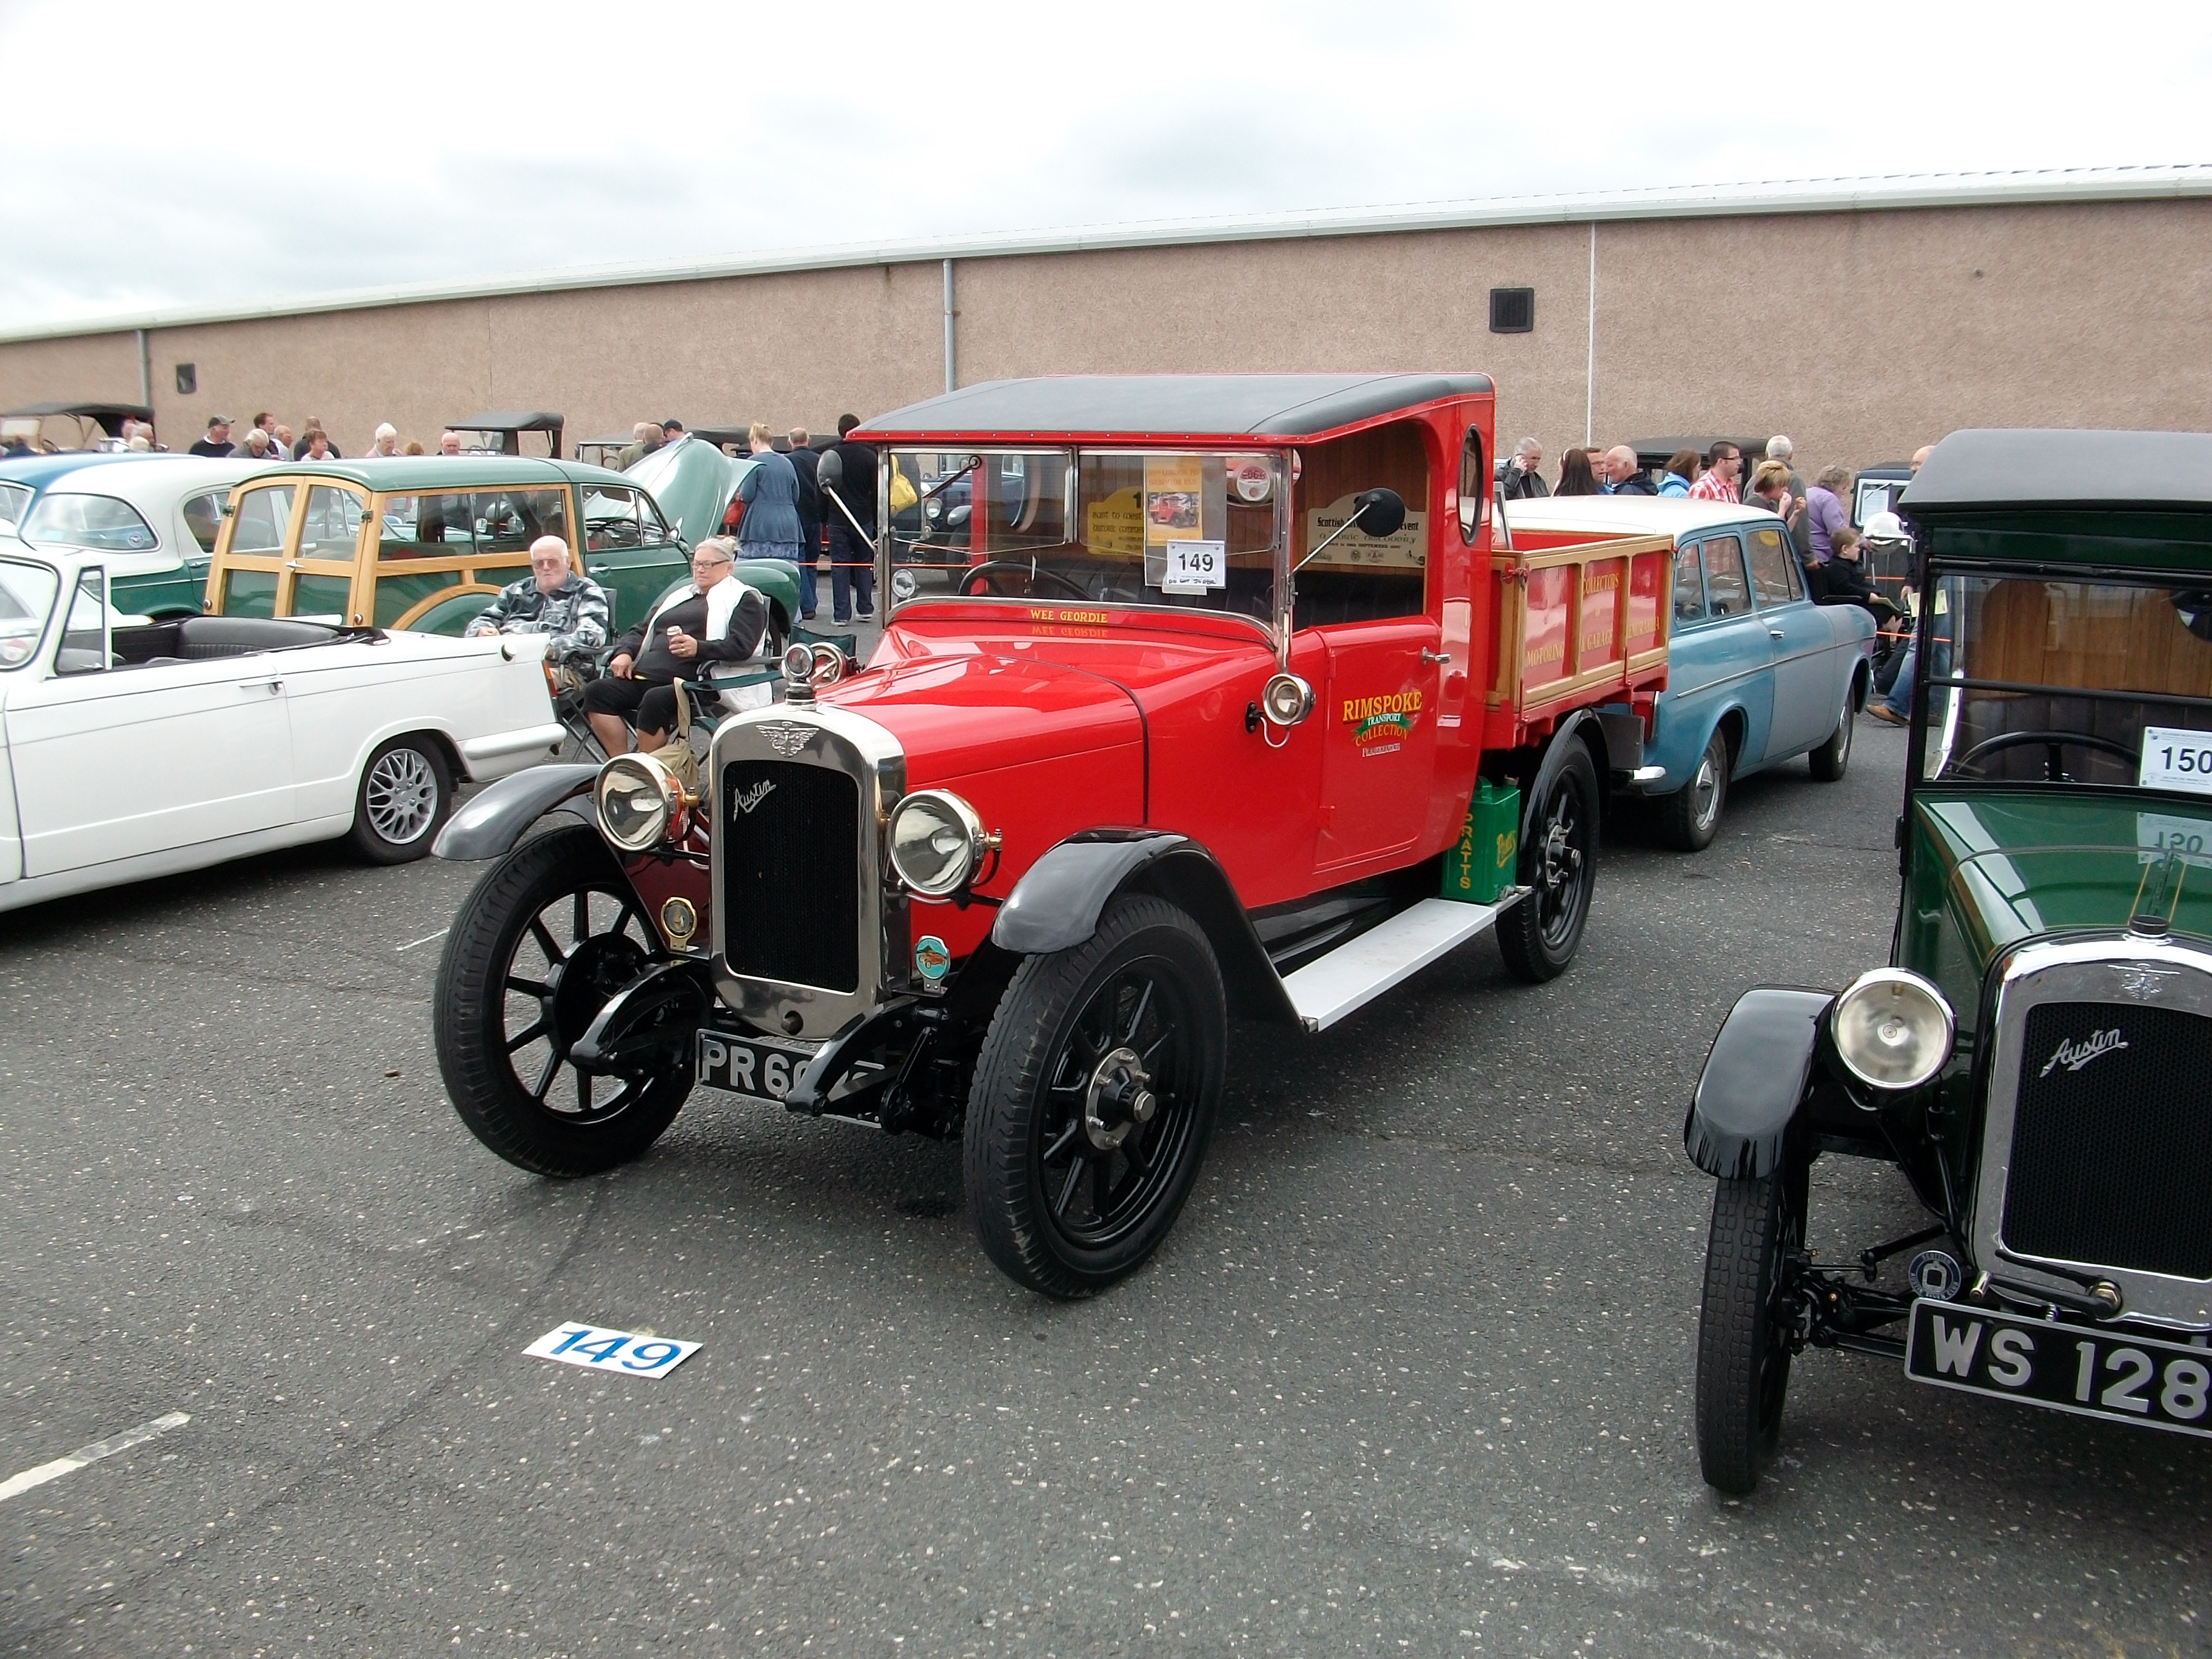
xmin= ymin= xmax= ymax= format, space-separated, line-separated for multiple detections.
xmin=1344 ymin=690 xmax=1422 ymax=757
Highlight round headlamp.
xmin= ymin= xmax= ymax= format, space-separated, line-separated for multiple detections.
xmin=1261 ymin=671 xmax=1315 ymax=728
xmin=1831 ymin=968 xmax=1955 ymax=1091
xmin=888 ymin=789 xmax=988 ymax=897
xmin=595 ymin=754 xmax=681 ymax=852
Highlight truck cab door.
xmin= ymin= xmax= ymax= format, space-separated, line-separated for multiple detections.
xmin=1298 ymin=501 xmax=1443 ymax=880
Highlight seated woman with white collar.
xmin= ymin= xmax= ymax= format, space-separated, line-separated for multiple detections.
xmin=583 ymin=537 xmax=769 ymax=755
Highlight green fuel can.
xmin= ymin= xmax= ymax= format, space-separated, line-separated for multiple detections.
xmin=1443 ymin=782 xmax=1520 ymax=904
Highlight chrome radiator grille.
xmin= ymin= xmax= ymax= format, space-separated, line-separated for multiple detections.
xmin=2002 ymin=1000 xmax=2212 ymax=1281
xmin=719 ymin=758 xmax=861 ymax=992
xmin=708 ymin=706 xmax=907 ymax=1042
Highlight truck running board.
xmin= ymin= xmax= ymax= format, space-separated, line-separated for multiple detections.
xmin=1281 ymin=896 xmax=1515 ymax=1033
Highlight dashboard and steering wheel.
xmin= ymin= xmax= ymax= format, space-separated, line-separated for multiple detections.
xmin=1955 ymin=729 xmax=2141 ymax=781
xmin=957 ymin=560 xmax=1091 ymax=602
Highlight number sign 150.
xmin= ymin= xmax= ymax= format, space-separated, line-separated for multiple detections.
xmin=2139 ymin=726 xmax=2212 ymax=796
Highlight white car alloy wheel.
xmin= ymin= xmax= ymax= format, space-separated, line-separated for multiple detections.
xmin=350 ymin=736 xmax=454 ymax=863
xmin=367 ymin=747 xmax=440 ymax=843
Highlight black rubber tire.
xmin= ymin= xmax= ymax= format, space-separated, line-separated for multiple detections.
xmin=964 ymin=894 xmax=1225 ymax=1298
xmin=1808 ymin=676 xmax=1857 ymax=782
xmin=1694 ymin=1167 xmax=1803 ymax=1495
xmin=347 ymin=734 xmax=455 ymax=863
xmin=1660 ymin=726 xmax=1730 ymax=852
xmin=1496 ymin=739 xmax=1599 ymax=984
xmin=433 ymin=824 xmax=690 ymax=1177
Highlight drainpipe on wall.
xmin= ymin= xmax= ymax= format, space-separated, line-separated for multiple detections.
xmin=942 ymin=259 xmax=957 ymax=395
xmin=135 ymin=327 xmax=151 ymax=412
xmin=1584 ymin=223 xmax=1597 ymax=448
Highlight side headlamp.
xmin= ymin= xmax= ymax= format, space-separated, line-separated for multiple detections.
xmin=1261 ymin=671 xmax=1314 ymax=727
xmin=1830 ymin=968 xmax=1955 ymax=1090
xmin=888 ymin=789 xmax=993 ymax=897
xmin=595 ymin=754 xmax=683 ymax=851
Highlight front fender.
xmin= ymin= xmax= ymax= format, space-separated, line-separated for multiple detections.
xmin=434 ymin=762 xmax=600 ymax=860
xmin=991 ymin=829 xmax=1298 ymax=1025
xmin=992 ymin=829 xmax=1182 ymax=954
xmin=1683 ymin=987 xmax=1834 ymax=1179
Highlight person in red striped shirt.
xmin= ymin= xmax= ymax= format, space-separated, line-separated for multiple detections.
xmin=1688 ymin=440 xmax=1743 ymax=501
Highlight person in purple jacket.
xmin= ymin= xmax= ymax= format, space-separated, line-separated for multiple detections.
xmin=1803 ymin=465 xmax=1852 ymax=565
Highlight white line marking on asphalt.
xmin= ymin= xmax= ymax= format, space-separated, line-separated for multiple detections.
xmin=0 ymin=1412 xmax=190 ymax=1503
xmin=396 ymin=928 xmax=450 ymax=952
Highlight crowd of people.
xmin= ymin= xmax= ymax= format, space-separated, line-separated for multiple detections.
xmin=1498 ymin=432 xmax=1933 ymax=601
xmin=12 ymin=411 xmax=475 ymax=462
xmin=615 ymin=412 xmax=879 ymax=627
xmin=451 ymin=408 xmax=888 ymax=759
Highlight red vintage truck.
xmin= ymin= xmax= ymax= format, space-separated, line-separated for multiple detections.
xmin=430 ymin=375 xmax=1671 ymax=1296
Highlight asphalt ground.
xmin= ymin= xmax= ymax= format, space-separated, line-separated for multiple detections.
xmin=2 ymin=713 xmax=2207 ymax=1657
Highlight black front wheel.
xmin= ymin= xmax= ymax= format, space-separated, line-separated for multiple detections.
xmin=1496 ymin=739 xmax=1598 ymax=982
xmin=1694 ymin=1164 xmax=1805 ymax=1495
xmin=964 ymin=896 xmax=1225 ymax=1298
xmin=433 ymin=824 xmax=691 ymax=1176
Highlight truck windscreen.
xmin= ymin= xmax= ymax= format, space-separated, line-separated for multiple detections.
xmin=883 ymin=448 xmax=1283 ymax=626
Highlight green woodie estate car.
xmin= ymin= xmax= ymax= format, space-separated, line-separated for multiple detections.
xmin=1684 ymin=427 xmax=2212 ymax=1494
xmin=203 ymin=450 xmax=801 ymax=646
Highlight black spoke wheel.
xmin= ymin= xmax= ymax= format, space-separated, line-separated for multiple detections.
xmin=1660 ymin=726 xmax=1730 ymax=851
xmin=1694 ymin=1161 xmax=1806 ymax=1495
xmin=434 ymin=824 xmax=692 ymax=1176
xmin=965 ymin=895 xmax=1225 ymax=1297
xmin=1496 ymin=739 xmax=1598 ymax=983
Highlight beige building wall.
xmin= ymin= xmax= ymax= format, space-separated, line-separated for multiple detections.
xmin=5 ymin=198 xmax=2208 ymax=477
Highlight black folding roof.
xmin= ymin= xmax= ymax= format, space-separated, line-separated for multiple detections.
xmin=5 ymin=400 xmax=155 ymax=421
xmin=1624 ymin=435 xmax=1768 ymax=470
xmin=859 ymin=374 xmax=1495 ymax=442
xmin=1905 ymin=429 xmax=2212 ymax=513
xmin=449 ymin=411 xmax=563 ymax=431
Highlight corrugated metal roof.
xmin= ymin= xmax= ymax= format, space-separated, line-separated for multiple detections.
xmin=7 ymin=164 xmax=2209 ymax=346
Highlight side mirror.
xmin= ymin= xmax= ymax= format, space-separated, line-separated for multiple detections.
xmin=1352 ymin=488 xmax=1406 ymax=540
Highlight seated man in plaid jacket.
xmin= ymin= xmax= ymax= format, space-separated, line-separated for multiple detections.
xmin=464 ymin=535 xmax=612 ymax=688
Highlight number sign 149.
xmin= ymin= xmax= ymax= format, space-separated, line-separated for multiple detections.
xmin=2140 ymin=726 xmax=2212 ymax=796
xmin=525 ymin=1322 xmax=702 ymax=1378
xmin=1162 ymin=540 xmax=1225 ymax=594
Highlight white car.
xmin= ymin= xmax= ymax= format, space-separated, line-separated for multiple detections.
xmin=0 ymin=538 xmax=565 ymax=913
xmin=7 ymin=454 xmax=270 ymax=620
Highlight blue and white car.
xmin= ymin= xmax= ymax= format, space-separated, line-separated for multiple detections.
xmin=1504 ymin=497 xmax=1876 ymax=850
xmin=0 ymin=452 xmax=266 ymax=619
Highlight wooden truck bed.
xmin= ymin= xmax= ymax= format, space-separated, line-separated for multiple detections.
xmin=1483 ymin=528 xmax=1672 ymax=749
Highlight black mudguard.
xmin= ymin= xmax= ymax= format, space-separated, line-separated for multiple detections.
xmin=434 ymin=763 xmax=600 ymax=861
xmin=1683 ymin=987 xmax=1835 ymax=1179
xmin=1517 ymin=709 xmax=1614 ymax=851
xmin=990 ymin=828 xmax=1298 ymax=1024
xmin=991 ymin=829 xmax=1182 ymax=953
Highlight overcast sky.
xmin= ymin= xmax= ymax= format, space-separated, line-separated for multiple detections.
xmin=4 ymin=0 xmax=2209 ymax=332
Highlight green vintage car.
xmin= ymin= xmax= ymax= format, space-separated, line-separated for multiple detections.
xmin=1684 ymin=429 xmax=2212 ymax=1494
xmin=204 ymin=452 xmax=800 ymax=647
